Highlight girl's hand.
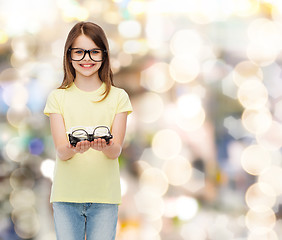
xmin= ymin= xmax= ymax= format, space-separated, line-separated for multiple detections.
xmin=90 ymin=138 xmax=113 ymax=151
xmin=68 ymin=140 xmax=91 ymax=154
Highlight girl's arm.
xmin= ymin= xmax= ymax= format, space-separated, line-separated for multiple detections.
xmin=49 ymin=113 xmax=91 ymax=161
xmin=90 ymin=112 xmax=128 ymax=159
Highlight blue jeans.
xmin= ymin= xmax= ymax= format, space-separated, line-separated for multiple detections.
xmin=52 ymin=202 xmax=118 ymax=240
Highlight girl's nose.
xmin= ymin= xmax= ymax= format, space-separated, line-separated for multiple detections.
xmin=84 ymin=51 xmax=91 ymax=60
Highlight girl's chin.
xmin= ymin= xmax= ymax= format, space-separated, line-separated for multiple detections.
xmin=76 ymin=71 xmax=99 ymax=78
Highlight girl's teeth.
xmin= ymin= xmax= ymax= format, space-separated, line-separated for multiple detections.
xmin=82 ymin=64 xmax=93 ymax=67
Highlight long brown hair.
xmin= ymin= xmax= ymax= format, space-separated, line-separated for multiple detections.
xmin=59 ymin=22 xmax=114 ymax=101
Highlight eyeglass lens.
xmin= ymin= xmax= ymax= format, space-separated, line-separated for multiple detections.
xmin=93 ymin=126 xmax=109 ymax=137
xmin=70 ymin=48 xmax=104 ymax=62
xmin=72 ymin=129 xmax=88 ymax=139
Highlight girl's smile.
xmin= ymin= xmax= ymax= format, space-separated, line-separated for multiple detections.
xmin=79 ymin=63 xmax=95 ymax=69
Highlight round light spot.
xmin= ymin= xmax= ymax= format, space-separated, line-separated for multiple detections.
xmin=247 ymin=18 xmax=281 ymax=48
xmin=10 ymin=189 xmax=36 ymax=209
xmin=12 ymin=207 xmax=40 ymax=239
xmin=118 ymin=20 xmax=142 ymax=38
xmin=169 ymin=55 xmax=200 ymax=83
xmin=170 ymin=29 xmax=203 ymax=57
xmin=247 ymin=43 xmax=278 ymax=67
xmin=259 ymin=166 xmax=282 ymax=196
xmin=139 ymin=167 xmax=169 ymax=196
xmin=177 ymin=94 xmax=202 ymax=118
xmin=245 ymin=182 xmax=276 ymax=211
xmin=123 ymin=39 xmax=148 ymax=55
xmin=4 ymin=137 xmax=25 ymax=162
xmin=237 ymin=80 xmax=268 ymax=109
xmin=9 ymin=168 xmax=35 ymax=190
xmin=247 ymin=230 xmax=278 ymax=240
xmin=120 ymin=177 xmax=128 ymax=197
xmin=246 ymin=18 xmax=281 ymax=66
xmin=245 ymin=208 xmax=276 ymax=234
xmin=40 ymin=159 xmax=55 ymax=181
xmin=241 ymin=145 xmax=271 ymax=176
xmin=176 ymin=196 xmax=199 ymax=221
xmin=7 ymin=106 xmax=31 ymax=128
xmin=141 ymin=62 xmax=175 ymax=93
xmin=152 ymin=129 xmax=182 ymax=160
xmin=136 ymin=92 xmax=164 ymax=123
xmin=162 ymin=156 xmax=192 ymax=186
xmin=3 ymin=83 xmax=29 ymax=108
xmin=134 ymin=189 xmax=165 ymax=220
xmin=256 ymin=121 xmax=282 ymax=151
xmin=241 ymin=108 xmax=272 ymax=135
xmin=176 ymin=107 xmax=206 ymax=132
xmin=232 ymin=61 xmax=263 ymax=87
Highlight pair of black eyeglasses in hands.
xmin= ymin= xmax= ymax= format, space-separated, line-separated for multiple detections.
xmin=67 ymin=126 xmax=113 ymax=147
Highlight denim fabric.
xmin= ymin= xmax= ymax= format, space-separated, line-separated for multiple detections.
xmin=52 ymin=202 xmax=118 ymax=240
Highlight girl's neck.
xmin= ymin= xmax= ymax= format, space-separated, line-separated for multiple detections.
xmin=74 ymin=76 xmax=102 ymax=92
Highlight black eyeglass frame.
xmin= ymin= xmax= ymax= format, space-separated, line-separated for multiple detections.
xmin=68 ymin=126 xmax=113 ymax=147
xmin=68 ymin=48 xmax=107 ymax=62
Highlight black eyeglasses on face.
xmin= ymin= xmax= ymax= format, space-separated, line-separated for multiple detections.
xmin=68 ymin=48 xmax=107 ymax=62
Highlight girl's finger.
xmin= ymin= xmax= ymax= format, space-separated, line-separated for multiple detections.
xmin=108 ymin=139 xmax=114 ymax=146
xmin=81 ymin=140 xmax=90 ymax=152
xmin=80 ymin=142 xmax=85 ymax=152
xmin=92 ymin=139 xmax=98 ymax=149
xmin=97 ymin=138 xmax=102 ymax=149
xmin=101 ymin=139 xmax=106 ymax=148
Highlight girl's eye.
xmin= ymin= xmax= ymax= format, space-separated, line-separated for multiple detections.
xmin=91 ymin=50 xmax=100 ymax=54
xmin=75 ymin=50 xmax=84 ymax=54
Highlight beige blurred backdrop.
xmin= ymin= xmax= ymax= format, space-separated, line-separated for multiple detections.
xmin=1 ymin=0 xmax=282 ymax=239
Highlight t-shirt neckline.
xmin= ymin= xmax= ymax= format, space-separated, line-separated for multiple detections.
xmin=71 ymin=82 xmax=105 ymax=95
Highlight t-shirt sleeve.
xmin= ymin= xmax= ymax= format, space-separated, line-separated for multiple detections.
xmin=44 ymin=90 xmax=63 ymax=117
xmin=116 ymin=89 xmax=133 ymax=115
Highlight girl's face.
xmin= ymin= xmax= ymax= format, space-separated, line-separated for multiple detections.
xmin=70 ymin=34 xmax=103 ymax=80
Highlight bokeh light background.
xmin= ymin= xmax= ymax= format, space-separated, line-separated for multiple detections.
xmin=1 ymin=0 xmax=282 ymax=239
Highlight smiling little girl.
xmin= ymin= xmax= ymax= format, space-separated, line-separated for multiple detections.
xmin=44 ymin=21 xmax=132 ymax=240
